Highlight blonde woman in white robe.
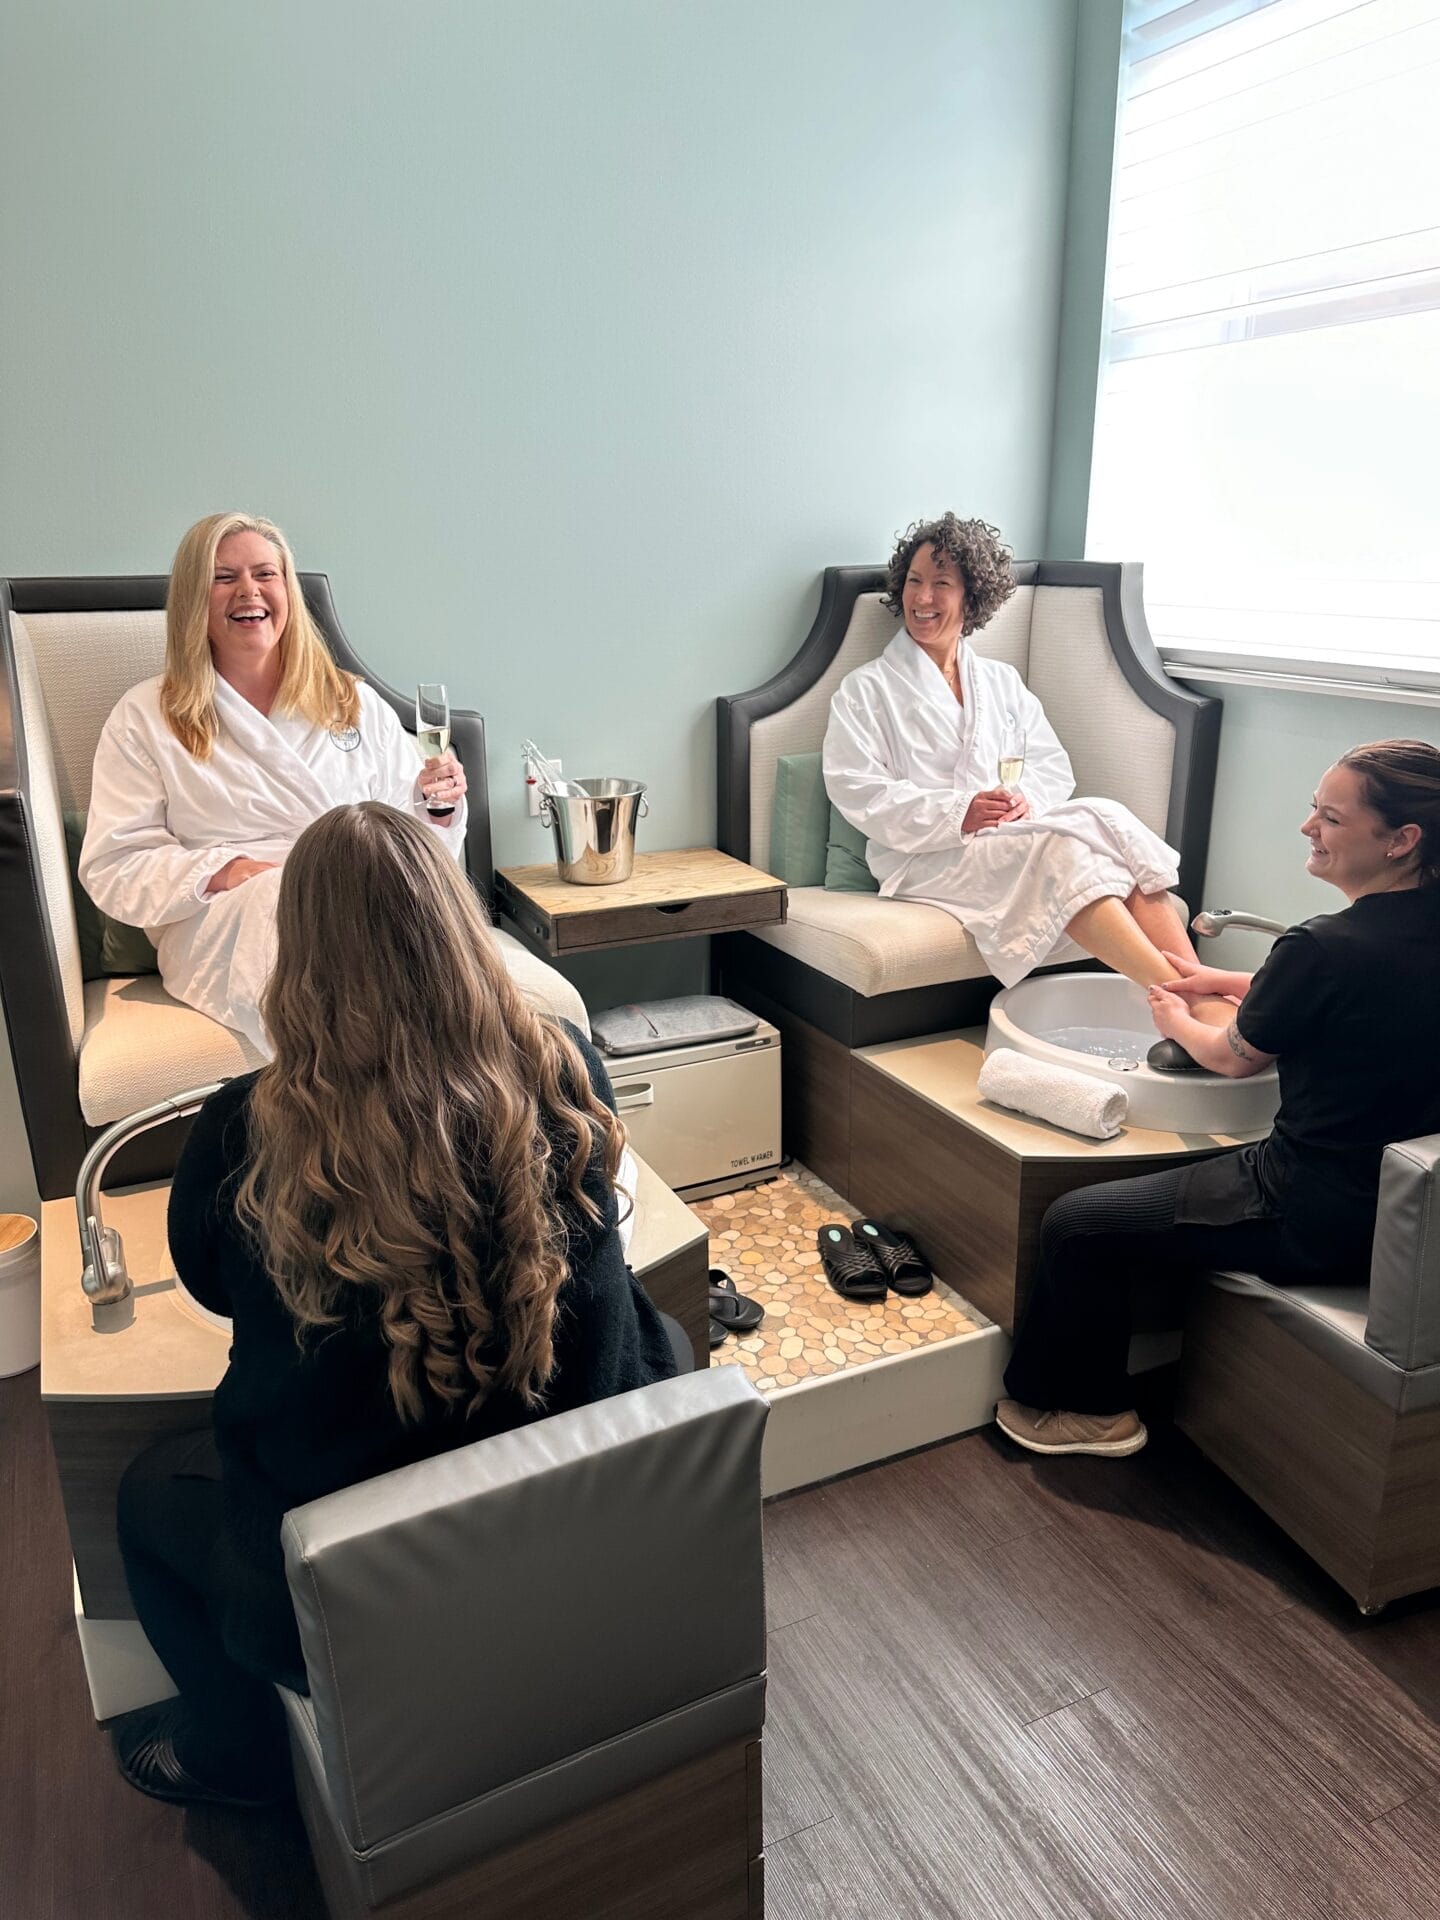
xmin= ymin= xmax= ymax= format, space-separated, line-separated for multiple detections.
xmin=822 ymin=515 xmax=1234 ymax=1064
xmin=79 ymin=512 xmax=470 ymax=1056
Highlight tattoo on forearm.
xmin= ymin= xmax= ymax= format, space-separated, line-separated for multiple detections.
xmin=1225 ymin=1023 xmax=1256 ymax=1062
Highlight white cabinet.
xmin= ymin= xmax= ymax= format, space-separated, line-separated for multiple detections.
xmin=607 ymin=1022 xmax=782 ymax=1198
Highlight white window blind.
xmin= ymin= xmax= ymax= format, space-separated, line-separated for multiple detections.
xmin=1086 ymin=0 xmax=1440 ymax=700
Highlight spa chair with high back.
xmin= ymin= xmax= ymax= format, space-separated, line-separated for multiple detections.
xmin=0 ymin=573 xmax=587 ymax=1199
xmin=714 ymin=561 xmax=1221 ymax=1199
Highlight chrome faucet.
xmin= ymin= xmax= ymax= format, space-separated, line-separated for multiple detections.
xmin=1192 ymin=908 xmax=1288 ymax=939
xmin=78 ymin=1083 xmax=226 ymax=1333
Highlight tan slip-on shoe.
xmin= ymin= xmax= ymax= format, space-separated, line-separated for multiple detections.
xmin=995 ymin=1398 xmax=1148 ymax=1458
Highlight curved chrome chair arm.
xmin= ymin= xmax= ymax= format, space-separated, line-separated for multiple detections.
xmin=1192 ymin=907 xmax=1288 ymax=939
xmin=77 ymin=1083 xmax=227 ymax=1333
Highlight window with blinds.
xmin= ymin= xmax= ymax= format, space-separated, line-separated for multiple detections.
xmin=1086 ymin=0 xmax=1440 ymax=700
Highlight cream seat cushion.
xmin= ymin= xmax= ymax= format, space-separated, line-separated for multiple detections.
xmin=748 ymin=887 xmax=987 ymax=998
xmin=749 ymin=885 xmax=1187 ymax=1002
xmin=77 ymin=928 xmax=589 ymax=1127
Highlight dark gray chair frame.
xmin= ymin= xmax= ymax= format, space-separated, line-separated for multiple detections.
xmin=714 ymin=560 xmax=1221 ymax=1049
xmin=0 ymin=573 xmax=494 ymax=1200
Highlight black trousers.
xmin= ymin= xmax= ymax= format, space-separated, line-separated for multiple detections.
xmin=115 ymin=1313 xmax=695 ymax=1779
xmin=1003 ymin=1166 xmax=1296 ymax=1416
xmin=116 ymin=1429 xmax=289 ymax=1783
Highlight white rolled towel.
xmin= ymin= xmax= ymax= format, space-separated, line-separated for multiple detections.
xmin=977 ymin=1047 xmax=1129 ymax=1141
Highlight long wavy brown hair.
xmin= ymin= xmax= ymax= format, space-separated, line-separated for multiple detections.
xmin=161 ymin=511 xmax=360 ymax=760
xmin=235 ymin=802 xmax=624 ymax=1421
xmin=881 ymin=514 xmax=1016 ymax=636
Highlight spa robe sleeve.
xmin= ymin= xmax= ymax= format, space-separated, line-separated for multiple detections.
xmin=823 ymin=682 xmax=973 ymax=855
xmin=80 ymin=711 xmax=249 ymax=924
xmin=362 ymin=685 xmax=468 ymax=861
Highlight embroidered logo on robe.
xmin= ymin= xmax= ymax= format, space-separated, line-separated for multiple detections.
xmin=330 ymin=725 xmax=361 ymax=752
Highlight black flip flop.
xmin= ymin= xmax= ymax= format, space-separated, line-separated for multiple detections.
xmin=852 ymin=1220 xmax=934 ymax=1296
xmin=708 ymin=1269 xmax=764 ymax=1331
xmin=709 ymin=1316 xmax=731 ymax=1350
xmin=816 ymin=1224 xmax=887 ymax=1301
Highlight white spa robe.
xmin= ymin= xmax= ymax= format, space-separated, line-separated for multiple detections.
xmin=822 ymin=632 xmax=1181 ymax=987
xmin=79 ymin=675 xmax=468 ymax=1053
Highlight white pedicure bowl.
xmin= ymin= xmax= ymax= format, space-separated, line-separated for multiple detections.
xmin=984 ymin=974 xmax=1280 ymax=1136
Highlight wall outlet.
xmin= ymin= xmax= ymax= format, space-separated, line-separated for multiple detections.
xmin=525 ymin=756 xmax=559 ymax=817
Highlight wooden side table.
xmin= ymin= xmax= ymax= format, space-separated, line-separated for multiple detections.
xmin=493 ymin=846 xmax=786 ymax=957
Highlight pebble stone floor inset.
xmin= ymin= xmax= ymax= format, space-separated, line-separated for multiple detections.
xmin=691 ymin=1162 xmax=985 ymax=1395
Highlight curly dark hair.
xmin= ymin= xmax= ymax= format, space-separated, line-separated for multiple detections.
xmin=1338 ymin=739 xmax=1440 ymax=888
xmin=881 ymin=514 xmax=1016 ymax=637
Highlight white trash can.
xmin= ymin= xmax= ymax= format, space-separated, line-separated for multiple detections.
xmin=0 ymin=1215 xmax=40 ymax=1378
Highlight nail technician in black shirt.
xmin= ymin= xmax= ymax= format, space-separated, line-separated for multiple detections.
xmin=999 ymin=739 xmax=1440 ymax=1459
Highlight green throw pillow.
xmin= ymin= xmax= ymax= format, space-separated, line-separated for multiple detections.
xmin=824 ymin=805 xmax=880 ymax=893
xmin=63 ymin=811 xmax=160 ymax=980
xmin=62 ymin=815 xmax=105 ymax=980
xmin=768 ymin=752 xmax=830 ymax=886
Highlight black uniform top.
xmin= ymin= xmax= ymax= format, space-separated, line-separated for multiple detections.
xmin=168 ymin=1024 xmax=677 ymax=1684
xmin=1178 ymin=887 xmax=1440 ymax=1273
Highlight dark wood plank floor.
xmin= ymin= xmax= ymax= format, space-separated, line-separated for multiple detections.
xmin=5 ymin=1369 xmax=1439 ymax=1919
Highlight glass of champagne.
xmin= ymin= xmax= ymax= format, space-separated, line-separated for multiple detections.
xmin=997 ymin=723 xmax=1026 ymax=796
xmin=416 ymin=683 xmax=454 ymax=820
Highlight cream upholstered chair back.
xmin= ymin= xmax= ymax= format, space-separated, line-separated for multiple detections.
xmin=19 ymin=606 xmax=168 ymax=818
xmin=7 ymin=605 xmax=171 ymax=1037
xmin=1026 ymin=586 xmax=1176 ymax=840
xmin=5 ymin=612 xmax=113 ymax=1058
xmin=739 ymin=574 xmax=1180 ymax=874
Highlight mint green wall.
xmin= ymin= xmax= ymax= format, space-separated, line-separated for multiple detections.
xmin=1198 ymin=687 xmax=1440 ymax=970
xmin=0 ymin=0 xmax=1080 ymax=1210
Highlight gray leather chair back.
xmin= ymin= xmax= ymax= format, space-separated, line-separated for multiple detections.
xmin=1367 ymin=1132 xmax=1440 ymax=1371
xmin=279 ymin=1367 xmax=768 ymax=1912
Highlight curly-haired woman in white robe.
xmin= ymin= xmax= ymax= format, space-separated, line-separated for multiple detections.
xmin=822 ymin=515 xmax=1235 ymax=1064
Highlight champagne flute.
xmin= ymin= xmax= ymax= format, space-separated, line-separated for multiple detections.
xmin=997 ymin=723 xmax=1026 ymax=796
xmin=416 ymin=683 xmax=454 ymax=820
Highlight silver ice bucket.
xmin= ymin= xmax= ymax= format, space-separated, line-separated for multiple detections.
xmin=539 ymin=777 xmax=649 ymax=885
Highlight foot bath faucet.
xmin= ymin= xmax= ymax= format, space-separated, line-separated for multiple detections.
xmin=1191 ymin=907 xmax=1288 ymax=939
xmin=78 ymin=1083 xmax=226 ymax=1332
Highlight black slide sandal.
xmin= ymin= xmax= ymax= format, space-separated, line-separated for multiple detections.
xmin=708 ymin=1269 xmax=765 ymax=1331
xmin=852 ymin=1220 xmax=934 ymax=1296
xmin=816 ymin=1225 xmax=887 ymax=1301
xmin=709 ymin=1317 xmax=731 ymax=1350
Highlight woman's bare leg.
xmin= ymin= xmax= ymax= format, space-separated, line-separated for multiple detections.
xmin=1066 ymin=896 xmax=1232 ymax=1027
xmin=1126 ymin=888 xmax=1198 ymax=965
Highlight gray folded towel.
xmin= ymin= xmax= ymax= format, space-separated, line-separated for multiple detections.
xmin=977 ymin=1047 xmax=1129 ymax=1140
xmin=591 ymin=995 xmax=760 ymax=1056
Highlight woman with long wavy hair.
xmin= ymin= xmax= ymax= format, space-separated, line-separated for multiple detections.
xmin=111 ymin=802 xmax=679 ymax=1808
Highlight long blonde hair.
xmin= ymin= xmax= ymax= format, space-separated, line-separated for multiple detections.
xmin=161 ymin=511 xmax=360 ymax=759
xmin=235 ymin=803 xmax=625 ymax=1421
